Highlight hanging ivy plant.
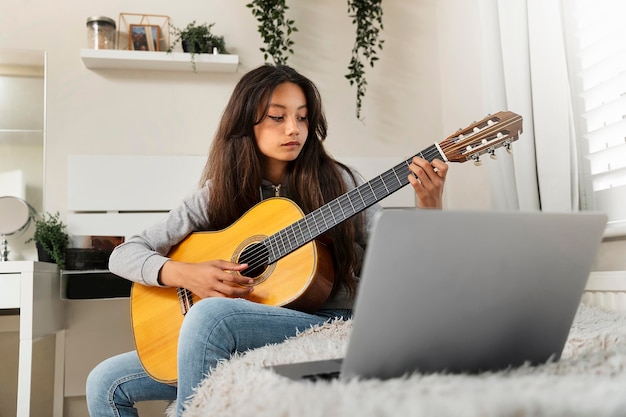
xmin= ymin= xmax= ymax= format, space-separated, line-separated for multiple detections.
xmin=345 ymin=0 xmax=384 ymax=120
xmin=246 ymin=0 xmax=298 ymax=65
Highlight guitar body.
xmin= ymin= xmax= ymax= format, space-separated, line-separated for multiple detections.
xmin=131 ymin=197 xmax=334 ymax=383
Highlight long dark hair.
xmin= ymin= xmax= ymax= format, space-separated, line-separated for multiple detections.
xmin=200 ymin=64 xmax=363 ymax=295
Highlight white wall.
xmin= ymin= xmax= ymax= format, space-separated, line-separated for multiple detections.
xmin=1 ymin=0 xmax=499 ymax=415
xmin=0 ymin=0 xmax=498 ymax=232
xmin=0 ymin=0 xmax=456 ymax=216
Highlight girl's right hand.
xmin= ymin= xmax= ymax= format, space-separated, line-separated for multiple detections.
xmin=158 ymin=259 xmax=254 ymax=299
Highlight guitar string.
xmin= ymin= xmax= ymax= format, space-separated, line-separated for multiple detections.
xmin=177 ymin=117 xmax=521 ymax=305
xmin=181 ymin=115 xmax=521 ymax=295
xmin=175 ymin=116 xmax=521 ymax=306
xmin=176 ymin=153 xmax=417 ymax=307
xmin=178 ymin=133 xmax=507 ymax=306
xmin=175 ymin=116 xmax=522 ymax=308
xmin=241 ymin=136 xmax=490 ymax=269
xmin=234 ymin=115 xmax=522 ymax=274
xmin=238 ymin=117 xmax=522 ymax=273
xmin=238 ymin=150 xmax=435 ymax=272
xmin=268 ymin=158 xmax=412 ymax=257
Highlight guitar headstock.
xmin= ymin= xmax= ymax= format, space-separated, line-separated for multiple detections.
xmin=440 ymin=111 xmax=523 ymax=164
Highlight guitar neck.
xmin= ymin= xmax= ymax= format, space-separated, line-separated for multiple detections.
xmin=264 ymin=143 xmax=443 ymax=263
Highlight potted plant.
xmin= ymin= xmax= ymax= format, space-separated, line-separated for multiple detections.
xmin=26 ymin=211 xmax=69 ymax=269
xmin=168 ymin=21 xmax=229 ymax=71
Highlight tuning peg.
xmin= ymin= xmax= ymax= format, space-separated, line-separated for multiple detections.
xmin=489 ymin=149 xmax=497 ymax=159
xmin=471 ymin=154 xmax=482 ymax=166
xmin=504 ymin=142 xmax=512 ymax=154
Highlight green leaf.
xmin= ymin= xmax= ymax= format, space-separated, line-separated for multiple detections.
xmin=248 ymin=0 xmax=297 ymax=64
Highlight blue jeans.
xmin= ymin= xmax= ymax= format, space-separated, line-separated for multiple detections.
xmin=86 ymin=298 xmax=350 ymax=417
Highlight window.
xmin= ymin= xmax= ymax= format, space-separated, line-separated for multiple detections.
xmin=563 ymin=0 xmax=626 ymax=235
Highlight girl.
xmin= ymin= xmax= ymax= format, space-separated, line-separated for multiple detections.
xmin=86 ymin=64 xmax=447 ymax=416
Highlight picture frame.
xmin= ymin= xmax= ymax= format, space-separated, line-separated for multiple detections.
xmin=117 ymin=13 xmax=170 ymax=51
xmin=129 ymin=24 xmax=161 ymax=51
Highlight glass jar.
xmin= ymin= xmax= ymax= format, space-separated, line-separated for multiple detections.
xmin=86 ymin=16 xmax=116 ymax=49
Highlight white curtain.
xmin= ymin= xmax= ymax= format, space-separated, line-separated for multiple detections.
xmin=477 ymin=0 xmax=579 ymax=212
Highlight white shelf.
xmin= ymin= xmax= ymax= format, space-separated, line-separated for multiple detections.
xmin=80 ymin=48 xmax=239 ymax=72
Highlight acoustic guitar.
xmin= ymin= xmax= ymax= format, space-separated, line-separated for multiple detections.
xmin=131 ymin=111 xmax=523 ymax=383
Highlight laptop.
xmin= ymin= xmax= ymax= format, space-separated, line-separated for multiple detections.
xmin=270 ymin=209 xmax=607 ymax=381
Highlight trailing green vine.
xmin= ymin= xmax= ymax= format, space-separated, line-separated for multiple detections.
xmin=345 ymin=0 xmax=384 ymax=120
xmin=246 ymin=0 xmax=298 ymax=65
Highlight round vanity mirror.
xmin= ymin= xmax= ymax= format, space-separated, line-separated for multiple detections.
xmin=0 ymin=195 xmax=32 ymax=261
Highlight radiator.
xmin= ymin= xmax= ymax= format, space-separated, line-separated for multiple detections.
xmin=582 ymin=271 xmax=626 ymax=313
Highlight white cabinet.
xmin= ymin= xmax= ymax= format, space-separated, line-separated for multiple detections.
xmin=0 ymin=261 xmax=64 ymax=417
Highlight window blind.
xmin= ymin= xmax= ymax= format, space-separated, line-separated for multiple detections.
xmin=564 ymin=0 xmax=626 ymax=236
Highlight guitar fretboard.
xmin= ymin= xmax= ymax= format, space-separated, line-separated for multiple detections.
xmin=263 ymin=143 xmax=442 ymax=263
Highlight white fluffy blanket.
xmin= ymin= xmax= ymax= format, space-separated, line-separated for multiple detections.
xmin=176 ymin=304 xmax=626 ymax=417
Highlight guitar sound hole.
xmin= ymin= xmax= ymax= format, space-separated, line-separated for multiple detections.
xmin=239 ymin=243 xmax=269 ymax=278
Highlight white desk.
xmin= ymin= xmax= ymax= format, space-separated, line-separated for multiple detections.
xmin=0 ymin=261 xmax=65 ymax=417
